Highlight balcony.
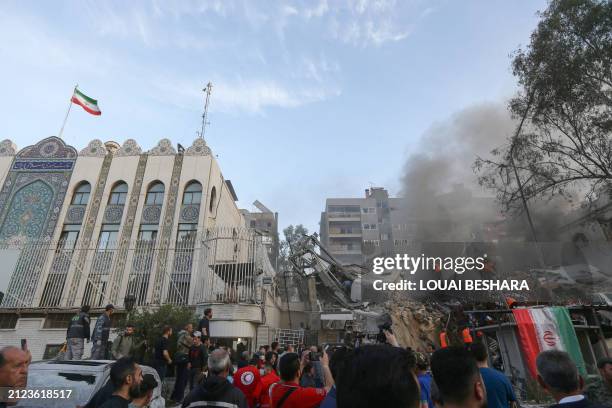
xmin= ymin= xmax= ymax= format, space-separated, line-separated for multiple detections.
xmin=328 ymin=245 xmax=362 ymax=254
xmin=327 ymin=212 xmax=362 ymax=221
xmin=328 ymin=228 xmax=362 ymax=238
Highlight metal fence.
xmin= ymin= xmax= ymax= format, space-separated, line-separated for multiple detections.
xmin=192 ymin=227 xmax=276 ymax=305
xmin=0 ymin=227 xmax=277 ymax=309
xmin=274 ymin=328 xmax=304 ymax=347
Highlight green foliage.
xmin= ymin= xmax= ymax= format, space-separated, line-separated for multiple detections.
xmin=475 ymin=0 xmax=612 ymax=211
xmin=114 ymin=304 xmax=197 ymax=364
xmin=278 ymin=224 xmax=309 ymax=272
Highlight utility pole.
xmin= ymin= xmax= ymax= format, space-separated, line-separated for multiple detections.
xmin=200 ymin=82 xmax=213 ymax=139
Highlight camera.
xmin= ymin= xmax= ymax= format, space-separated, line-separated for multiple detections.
xmin=375 ymin=313 xmax=393 ymax=344
xmin=309 ymin=351 xmax=321 ymax=361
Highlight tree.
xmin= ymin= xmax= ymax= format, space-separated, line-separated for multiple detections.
xmin=277 ymin=224 xmax=309 ymax=272
xmin=475 ymin=0 xmax=612 ymax=211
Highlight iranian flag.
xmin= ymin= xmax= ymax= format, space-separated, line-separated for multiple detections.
xmin=71 ymin=88 xmax=101 ymax=115
xmin=512 ymin=307 xmax=586 ymax=378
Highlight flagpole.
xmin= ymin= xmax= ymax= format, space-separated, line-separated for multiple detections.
xmin=58 ymin=84 xmax=77 ymax=139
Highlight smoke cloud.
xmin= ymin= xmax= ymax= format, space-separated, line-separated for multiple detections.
xmin=398 ymin=102 xmax=570 ymax=242
xmin=400 ymin=102 xmax=514 ymax=202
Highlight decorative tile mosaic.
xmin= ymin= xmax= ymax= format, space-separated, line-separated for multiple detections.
xmin=108 ymin=154 xmax=148 ymax=303
xmin=148 ymin=139 xmax=176 ymax=156
xmin=141 ymin=204 xmax=162 ymax=224
xmin=79 ymin=139 xmax=107 ymax=157
xmin=104 ymin=204 xmax=125 ymax=224
xmin=151 ymin=153 xmax=184 ymax=300
xmin=66 ymin=152 xmax=113 ymax=305
xmin=115 ymin=139 xmax=142 ymax=157
xmin=180 ymin=204 xmax=200 ymax=223
xmin=65 ymin=205 xmax=86 ymax=224
xmin=0 ymin=139 xmax=17 ymax=156
xmin=0 ymin=137 xmax=77 ymax=307
xmin=185 ymin=138 xmax=211 ymax=156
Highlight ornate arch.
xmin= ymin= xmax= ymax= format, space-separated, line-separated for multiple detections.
xmin=0 ymin=180 xmax=54 ymax=239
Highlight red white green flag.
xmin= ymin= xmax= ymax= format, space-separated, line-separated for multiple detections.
xmin=71 ymin=88 xmax=101 ymax=116
xmin=512 ymin=306 xmax=586 ymax=378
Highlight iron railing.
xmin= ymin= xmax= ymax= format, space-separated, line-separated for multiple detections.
xmin=0 ymin=227 xmax=277 ymax=309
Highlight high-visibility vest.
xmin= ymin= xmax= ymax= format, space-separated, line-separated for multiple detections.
xmin=439 ymin=331 xmax=448 ymax=348
xmin=462 ymin=328 xmax=473 ymax=344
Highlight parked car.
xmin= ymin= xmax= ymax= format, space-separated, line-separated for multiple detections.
xmin=17 ymin=360 xmax=165 ymax=408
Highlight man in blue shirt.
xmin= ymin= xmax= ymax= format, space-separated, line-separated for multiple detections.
xmin=320 ymin=346 xmax=350 ymax=408
xmin=471 ymin=341 xmax=517 ymax=408
xmin=415 ymin=352 xmax=434 ymax=408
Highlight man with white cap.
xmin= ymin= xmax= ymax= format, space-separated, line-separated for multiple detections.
xmin=188 ymin=331 xmax=209 ymax=391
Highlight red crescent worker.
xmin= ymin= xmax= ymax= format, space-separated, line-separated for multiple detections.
xmin=270 ymin=351 xmax=333 ymax=408
xmin=233 ymin=355 xmax=262 ymax=408
xmin=259 ymin=358 xmax=280 ymax=408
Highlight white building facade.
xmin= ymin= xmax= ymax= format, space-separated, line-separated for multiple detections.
xmin=0 ymin=136 xmax=281 ymax=359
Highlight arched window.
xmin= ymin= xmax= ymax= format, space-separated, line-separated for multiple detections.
xmin=209 ymin=186 xmax=216 ymax=212
xmin=145 ymin=181 xmax=165 ymax=205
xmin=71 ymin=182 xmax=91 ymax=205
xmin=109 ymin=182 xmax=128 ymax=205
xmin=182 ymin=181 xmax=202 ymax=205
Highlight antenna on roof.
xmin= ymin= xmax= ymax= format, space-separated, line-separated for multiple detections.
xmin=199 ymin=82 xmax=213 ymax=139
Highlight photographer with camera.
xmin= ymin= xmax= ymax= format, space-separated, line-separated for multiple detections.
xmin=302 ymin=346 xmax=327 ymax=388
xmin=300 ymin=361 xmax=317 ymax=388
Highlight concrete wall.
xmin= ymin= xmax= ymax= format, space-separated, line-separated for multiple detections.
xmin=0 ymin=316 xmax=117 ymax=361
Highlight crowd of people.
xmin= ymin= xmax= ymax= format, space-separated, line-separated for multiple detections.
xmin=61 ymin=305 xmax=215 ymax=405
xmin=2 ymin=304 xmax=612 ymax=408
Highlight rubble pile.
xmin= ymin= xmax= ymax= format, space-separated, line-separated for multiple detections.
xmin=386 ymin=297 xmax=445 ymax=351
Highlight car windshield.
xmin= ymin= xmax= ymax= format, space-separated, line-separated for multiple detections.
xmin=605 ymin=294 xmax=612 ymax=300
xmin=17 ymin=369 xmax=99 ymax=407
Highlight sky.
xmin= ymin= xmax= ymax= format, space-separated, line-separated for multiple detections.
xmin=0 ymin=0 xmax=547 ymax=234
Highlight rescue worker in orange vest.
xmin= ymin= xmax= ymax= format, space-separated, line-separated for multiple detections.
xmin=439 ymin=331 xmax=448 ymax=348
xmin=462 ymin=327 xmax=473 ymax=345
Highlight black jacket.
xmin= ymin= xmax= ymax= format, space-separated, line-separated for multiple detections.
xmin=66 ymin=311 xmax=91 ymax=340
xmin=189 ymin=344 xmax=208 ymax=370
xmin=84 ymin=380 xmax=113 ymax=408
xmin=182 ymin=375 xmax=247 ymax=408
xmin=550 ymin=398 xmax=610 ymax=408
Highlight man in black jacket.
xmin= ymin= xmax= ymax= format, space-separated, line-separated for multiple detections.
xmin=536 ymin=350 xmax=607 ymax=408
xmin=66 ymin=305 xmax=90 ymax=360
xmin=188 ymin=332 xmax=208 ymax=391
xmin=100 ymin=357 xmax=143 ymax=408
xmin=182 ymin=348 xmax=247 ymax=408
